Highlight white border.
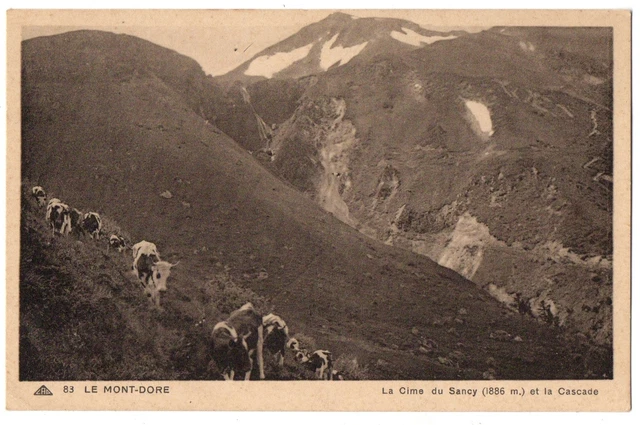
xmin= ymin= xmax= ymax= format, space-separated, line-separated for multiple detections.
xmin=2 ymin=1 xmax=636 ymax=424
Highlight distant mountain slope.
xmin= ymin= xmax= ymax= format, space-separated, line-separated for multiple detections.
xmin=211 ymin=26 xmax=613 ymax=348
xmin=217 ymin=12 xmax=464 ymax=84
xmin=21 ymin=30 xmax=610 ymax=379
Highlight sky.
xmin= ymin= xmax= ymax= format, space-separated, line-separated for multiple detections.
xmin=21 ymin=10 xmax=488 ymax=77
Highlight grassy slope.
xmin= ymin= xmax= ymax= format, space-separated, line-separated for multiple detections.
xmin=21 ymin=31 xmax=610 ymax=380
xmin=21 ymin=186 xmax=261 ymax=380
xmin=20 ymin=186 xmax=340 ymax=381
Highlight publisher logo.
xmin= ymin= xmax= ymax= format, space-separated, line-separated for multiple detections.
xmin=34 ymin=385 xmax=53 ymax=396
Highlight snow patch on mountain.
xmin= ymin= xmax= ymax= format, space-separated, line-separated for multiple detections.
xmin=464 ymin=100 xmax=494 ymax=138
xmin=390 ymin=28 xmax=458 ymax=47
xmin=245 ymin=43 xmax=314 ymax=78
xmin=320 ymin=33 xmax=368 ymax=71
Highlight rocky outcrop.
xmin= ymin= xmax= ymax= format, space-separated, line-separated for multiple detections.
xmin=271 ymin=96 xmax=358 ymax=225
xmin=387 ymin=201 xmax=612 ymax=345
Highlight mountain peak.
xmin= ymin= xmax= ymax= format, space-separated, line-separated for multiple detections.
xmin=218 ymin=13 xmax=462 ymax=83
xmin=322 ymin=11 xmax=356 ymax=21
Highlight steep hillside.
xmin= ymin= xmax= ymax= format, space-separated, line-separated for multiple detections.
xmin=21 ymin=30 xmax=611 ymax=380
xmin=21 ymin=184 xmax=360 ymax=381
xmin=216 ymin=27 xmax=613 ymax=348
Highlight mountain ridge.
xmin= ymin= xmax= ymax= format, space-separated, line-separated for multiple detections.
xmin=217 ymin=12 xmax=466 ymax=84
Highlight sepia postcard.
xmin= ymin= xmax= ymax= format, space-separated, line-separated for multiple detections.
xmin=5 ymin=9 xmax=631 ymax=411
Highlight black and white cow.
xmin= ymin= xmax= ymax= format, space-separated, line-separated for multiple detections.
xmin=296 ymin=349 xmax=334 ymax=380
xmin=46 ymin=198 xmax=71 ymax=236
xmin=31 ymin=186 xmax=47 ymax=207
xmin=286 ymin=338 xmax=300 ymax=352
xmin=46 ymin=198 xmax=60 ymax=210
xmin=294 ymin=349 xmax=310 ymax=363
xmin=211 ymin=302 xmax=265 ymax=380
xmin=109 ymin=234 xmax=127 ymax=252
xmin=211 ymin=321 xmax=252 ymax=381
xmin=132 ymin=240 xmax=158 ymax=262
xmin=132 ymin=240 xmax=160 ymax=285
xmin=82 ymin=212 xmax=102 ymax=239
xmin=45 ymin=198 xmax=61 ymax=222
xmin=262 ymin=313 xmax=289 ymax=367
xmin=132 ymin=240 xmax=178 ymax=307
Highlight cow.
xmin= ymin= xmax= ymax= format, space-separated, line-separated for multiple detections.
xmin=31 ymin=186 xmax=47 ymax=207
xmin=131 ymin=240 xmax=178 ymax=307
xmin=109 ymin=234 xmax=127 ymax=253
xmin=294 ymin=349 xmax=310 ymax=363
xmin=82 ymin=212 xmax=102 ymax=239
xmin=132 ymin=240 xmax=159 ymax=284
xmin=211 ymin=322 xmax=252 ymax=381
xmin=45 ymin=198 xmax=61 ymax=221
xmin=262 ymin=313 xmax=289 ymax=367
xmin=132 ymin=240 xmax=159 ymax=262
xmin=286 ymin=338 xmax=300 ymax=352
xmin=69 ymin=208 xmax=84 ymax=236
xmin=211 ymin=303 xmax=265 ymax=380
xmin=331 ymin=369 xmax=345 ymax=381
xmin=147 ymin=260 xmax=178 ymax=306
xmin=296 ymin=349 xmax=334 ymax=380
xmin=46 ymin=199 xmax=71 ymax=236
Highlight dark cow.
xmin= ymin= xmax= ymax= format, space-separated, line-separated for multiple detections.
xmin=296 ymin=349 xmax=334 ymax=380
xmin=46 ymin=199 xmax=71 ymax=236
xmin=69 ymin=208 xmax=84 ymax=236
xmin=211 ymin=302 xmax=265 ymax=380
xmin=31 ymin=186 xmax=47 ymax=207
xmin=211 ymin=322 xmax=252 ymax=381
xmin=262 ymin=313 xmax=289 ymax=367
xmin=82 ymin=212 xmax=102 ymax=239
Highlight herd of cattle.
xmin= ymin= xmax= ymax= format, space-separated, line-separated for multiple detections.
xmin=31 ymin=185 xmax=345 ymax=381
xmin=212 ymin=302 xmax=343 ymax=380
